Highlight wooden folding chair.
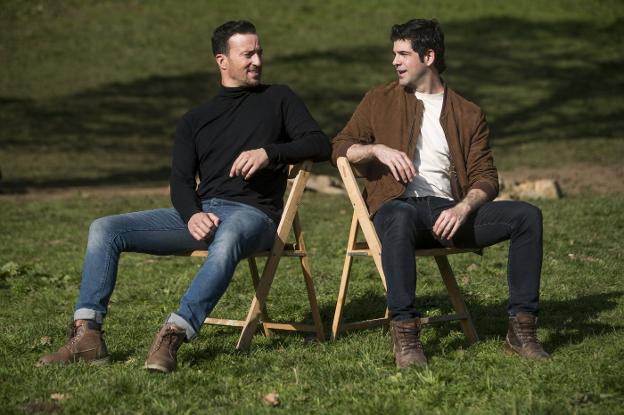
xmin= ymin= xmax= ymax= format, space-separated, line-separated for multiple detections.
xmin=181 ymin=160 xmax=325 ymax=350
xmin=331 ymin=157 xmax=479 ymax=344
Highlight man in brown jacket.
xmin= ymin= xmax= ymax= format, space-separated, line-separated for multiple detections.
xmin=332 ymin=19 xmax=549 ymax=368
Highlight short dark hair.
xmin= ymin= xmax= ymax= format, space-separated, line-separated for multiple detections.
xmin=390 ymin=19 xmax=446 ymax=74
xmin=211 ymin=20 xmax=256 ymax=56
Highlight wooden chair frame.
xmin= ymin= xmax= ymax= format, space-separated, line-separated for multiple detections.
xmin=181 ymin=161 xmax=325 ymax=350
xmin=331 ymin=157 xmax=479 ymax=344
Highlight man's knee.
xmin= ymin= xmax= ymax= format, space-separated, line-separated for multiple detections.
xmin=375 ymin=201 xmax=417 ymax=231
xmin=87 ymin=216 xmax=125 ymax=249
xmin=512 ymin=202 xmax=543 ymax=233
xmin=374 ymin=200 xmax=420 ymax=245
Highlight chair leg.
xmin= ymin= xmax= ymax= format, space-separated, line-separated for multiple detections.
xmin=294 ymin=216 xmax=325 ymax=342
xmin=248 ymin=257 xmax=272 ymax=337
xmin=331 ymin=253 xmax=354 ymax=341
xmin=237 ymin=252 xmax=282 ymax=351
xmin=434 ymin=255 xmax=479 ymax=344
xmin=331 ymin=213 xmax=360 ymax=341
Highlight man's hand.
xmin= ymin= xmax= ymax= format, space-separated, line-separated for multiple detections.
xmin=188 ymin=212 xmax=220 ymax=241
xmin=432 ymin=203 xmax=470 ymax=240
xmin=372 ymin=144 xmax=417 ymax=183
xmin=230 ymin=148 xmax=269 ymax=180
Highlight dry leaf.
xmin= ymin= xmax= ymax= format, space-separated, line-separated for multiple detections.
xmin=467 ymin=263 xmax=479 ymax=272
xmin=50 ymin=393 xmax=67 ymax=401
xmin=262 ymin=391 xmax=280 ymax=407
xmin=40 ymin=336 xmax=52 ymax=346
xmin=461 ymin=275 xmax=471 ymax=285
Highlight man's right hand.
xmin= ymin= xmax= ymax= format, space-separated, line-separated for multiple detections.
xmin=371 ymin=144 xmax=417 ymax=183
xmin=187 ymin=212 xmax=220 ymax=241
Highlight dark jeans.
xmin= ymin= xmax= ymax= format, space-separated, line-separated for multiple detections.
xmin=373 ymin=197 xmax=543 ymax=321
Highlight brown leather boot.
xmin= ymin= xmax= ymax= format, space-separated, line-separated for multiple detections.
xmin=144 ymin=323 xmax=186 ymax=373
xmin=505 ymin=312 xmax=550 ymax=360
xmin=389 ymin=318 xmax=427 ymax=369
xmin=37 ymin=320 xmax=110 ymax=366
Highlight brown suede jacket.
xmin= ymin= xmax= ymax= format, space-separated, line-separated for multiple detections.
xmin=331 ymin=81 xmax=499 ymax=216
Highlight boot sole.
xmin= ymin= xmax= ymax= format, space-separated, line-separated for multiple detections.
xmin=504 ymin=341 xmax=550 ymax=360
xmin=144 ymin=362 xmax=174 ymax=373
xmin=36 ymin=355 xmax=111 ymax=367
xmin=89 ymin=356 xmax=111 ymax=365
xmin=504 ymin=341 xmax=519 ymax=356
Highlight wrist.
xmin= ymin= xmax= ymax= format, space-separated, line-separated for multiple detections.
xmin=370 ymin=144 xmax=382 ymax=159
xmin=456 ymin=202 xmax=471 ymax=215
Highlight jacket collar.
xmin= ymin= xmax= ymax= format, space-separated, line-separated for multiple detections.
xmin=400 ymin=80 xmax=450 ymax=120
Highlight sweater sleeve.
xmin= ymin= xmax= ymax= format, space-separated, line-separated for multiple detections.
xmin=262 ymin=86 xmax=331 ymax=164
xmin=170 ymin=116 xmax=202 ymax=223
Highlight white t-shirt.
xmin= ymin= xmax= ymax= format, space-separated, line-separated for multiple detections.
xmin=402 ymin=91 xmax=453 ymax=200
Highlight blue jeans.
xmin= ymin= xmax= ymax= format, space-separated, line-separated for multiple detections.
xmin=74 ymin=198 xmax=276 ymax=340
xmin=373 ymin=197 xmax=543 ymax=321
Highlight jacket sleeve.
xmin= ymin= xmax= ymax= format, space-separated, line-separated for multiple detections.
xmin=466 ymin=110 xmax=499 ymax=201
xmin=170 ymin=116 xmax=202 ymax=224
xmin=262 ymin=87 xmax=330 ymax=164
xmin=331 ymin=89 xmax=375 ymax=166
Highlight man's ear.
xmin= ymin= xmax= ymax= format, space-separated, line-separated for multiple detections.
xmin=215 ymin=53 xmax=228 ymax=71
xmin=424 ymin=49 xmax=436 ymax=67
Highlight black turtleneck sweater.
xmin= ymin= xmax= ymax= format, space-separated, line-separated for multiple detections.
xmin=170 ymin=84 xmax=330 ymax=224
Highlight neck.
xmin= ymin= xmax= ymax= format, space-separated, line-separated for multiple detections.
xmin=413 ymin=72 xmax=444 ymax=94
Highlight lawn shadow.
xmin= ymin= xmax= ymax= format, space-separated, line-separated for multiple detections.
xmin=2 ymin=16 xmax=622 ymax=190
xmin=322 ymin=290 xmax=624 ymax=355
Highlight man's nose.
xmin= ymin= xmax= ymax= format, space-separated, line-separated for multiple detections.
xmin=392 ymin=55 xmax=399 ymax=67
xmin=252 ymin=53 xmax=262 ymax=67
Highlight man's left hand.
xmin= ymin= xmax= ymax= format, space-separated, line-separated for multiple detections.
xmin=432 ymin=203 xmax=471 ymax=240
xmin=230 ymin=148 xmax=269 ymax=180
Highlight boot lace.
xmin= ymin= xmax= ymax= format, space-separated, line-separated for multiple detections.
xmin=152 ymin=326 xmax=182 ymax=353
xmin=515 ymin=319 xmax=539 ymax=344
xmin=395 ymin=325 xmax=423 ymax=351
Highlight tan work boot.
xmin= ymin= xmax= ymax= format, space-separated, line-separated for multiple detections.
xmin=505 ymin=312 xmax=550 ymax=360
xmin=144 ymin=323 xmax=186 ymax=373
xmin=389 ymin=318 xmax=427 ymax=369
xmin=37 ymin=320 xmax=110 ymax=366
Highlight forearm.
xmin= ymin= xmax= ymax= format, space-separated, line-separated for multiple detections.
xmin=264 ymin=131 xmax=330 ymax=164
xmin=456 ymin=188 xmax=489 ymax=215
xmin=345 ymin=143 xmax=378 ymax=163
xmin=170 ymin=181 xmax=201 ymax=224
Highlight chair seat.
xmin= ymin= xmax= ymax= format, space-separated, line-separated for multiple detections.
xmin=183 ymin=243 xmax=307 ymax=258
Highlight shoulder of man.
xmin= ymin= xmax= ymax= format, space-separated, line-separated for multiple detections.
xmin=445 ymin=87 xmax=484 ymax=120
xmin=364 ymin=80 xmax=404 ymax=100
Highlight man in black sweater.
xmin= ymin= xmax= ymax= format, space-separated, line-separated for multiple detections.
xmin=38 ymin=21 xmax=330 ymax=373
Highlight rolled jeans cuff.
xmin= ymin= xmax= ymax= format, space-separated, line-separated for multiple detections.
xmin=166 ymin=312 xmax=196 ymax=341
xmin=74 ymin=308 xmax=104 ymax=324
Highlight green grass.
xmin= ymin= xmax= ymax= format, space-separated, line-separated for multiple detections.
xmin=1 ymin=1 xmax=624 ymax=413
xmin=1 ymin=192 xmax=623 ymax=414
xmin=1 ymin=0 xmax=624 ymax=188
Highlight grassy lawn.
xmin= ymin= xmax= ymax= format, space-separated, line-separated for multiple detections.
xmin=1 ymin=0 xmax=624 ymax=414
xmin=1 ymin=192 xmax=623 ymax=414
xmin=1 ymin=0 xmax=623 ymax=187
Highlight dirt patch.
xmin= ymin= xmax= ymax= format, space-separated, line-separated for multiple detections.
xmin=0 ymin=163 xmax=621 ymax=201
xmin=500 ymin=163 xmax=624 ymax=196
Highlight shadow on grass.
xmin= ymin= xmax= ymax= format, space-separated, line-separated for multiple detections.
xmin=318 ymin=290 xmax=624 ymax=354
xmin=177 ymin=288 xmax=622 ymax=367
xmin=1 ymin=17 xmax=622 ymax=191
